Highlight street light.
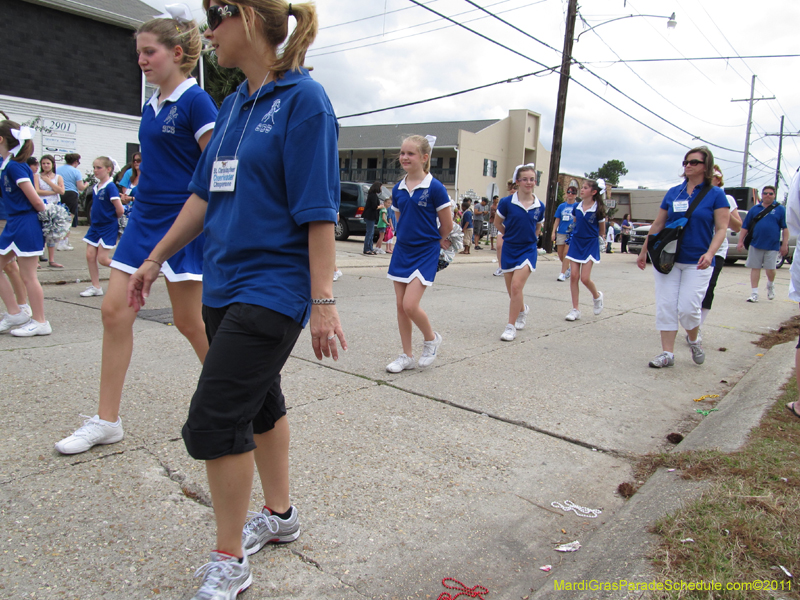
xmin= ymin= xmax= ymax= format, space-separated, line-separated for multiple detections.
xmin=576 ymin=13 xmax=677 ymax=42
xmin=541 ymin=6 xmax=677 ymax=253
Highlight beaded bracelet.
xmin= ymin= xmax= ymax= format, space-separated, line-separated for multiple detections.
xmin=144 ymin=258 xmax=163 ymax=267
xmin=311 ymin=298 xmax=336 ymax=305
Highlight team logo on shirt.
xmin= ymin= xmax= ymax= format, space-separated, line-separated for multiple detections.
xmin=255 ymin=99 xmax=282 ymax=133
xmin=3 ymin=176 xmax=10 ymax=194
xmin=162 ymin=106 xmax=179 ymax=134
xmin=417 ymin=189 xmax=429 ymax=207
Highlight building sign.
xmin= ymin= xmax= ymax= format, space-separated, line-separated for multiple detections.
xmin=44 ymin=119 xmax=78 ymax=134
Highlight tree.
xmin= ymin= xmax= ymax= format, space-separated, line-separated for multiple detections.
xmin=585 ymin=160 xmax=628 ymax=187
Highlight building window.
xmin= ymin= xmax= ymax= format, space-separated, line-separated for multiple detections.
xmin=483 ymin=159 xmax=497 ymax=177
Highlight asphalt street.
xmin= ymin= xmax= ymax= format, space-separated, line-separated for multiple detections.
xmin=1 ymin=227 xmax=796 ymax=599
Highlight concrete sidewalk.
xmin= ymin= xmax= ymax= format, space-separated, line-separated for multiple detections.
xmin=1 ymin=231 xmax=796 ymax=599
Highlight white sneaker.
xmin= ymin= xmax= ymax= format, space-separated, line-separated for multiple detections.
xmin=375 ymin=248 xmax=386 ymax=254
xmin=493 ymin=268 xmax=504 ymax=277
xmin=10 ymin=319 xmax=51 ymax=337
xmin=19 ymin=303 xmax=32 ymax=318
xmin=0 ymin=311 xmax=31 ymax=334
xmin=747 ymin=293 xmax=758 ymax=303
xmin=418 ymin=332 xmax=442 ymax=368
xmin=333 ymin=270 xmax=343 ymax=282
xmin=565 ymin=308 xmax=581 ymax=321
xmin=767 ymin=284 xmax=775 ymax=300
xmin=565 ymin=267 xmax=571 ymax=279
xmin=500 ymin=324 xmax=516 ymax=341
xmin=557 ymin=273 xmax=566 ymax=282
xmin=191 ymin=552 xmax=252 ymax=600
xmin=514 ymin=304 xmax=530 ymax=330
xmin=54 ymin=415 xmax=124 ymax=454
xmin=593 ymin=291 xmax=604 ymax=315
xmin=80 ymin=286 xmax=104 ymax=297
xmin=386 ymin=353 xmax=416 ymax=373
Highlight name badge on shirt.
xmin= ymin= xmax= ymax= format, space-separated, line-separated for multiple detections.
xmin=562 ymin=214 xmax=571 ymax=221
xmin=211 ymin=159 xmax=238 ymax=192
xmin=673 ymin=200 xmax=689 ymax=212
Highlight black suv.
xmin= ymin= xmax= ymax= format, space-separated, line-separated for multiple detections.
xmin=336 ymin=181 xmax=383 ymax=242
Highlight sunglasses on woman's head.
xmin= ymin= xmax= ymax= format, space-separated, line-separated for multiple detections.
xmin=682 ymin=159 xmax=705 ymax=167
xmin=207 ymin=4 xmax=240 ymax=31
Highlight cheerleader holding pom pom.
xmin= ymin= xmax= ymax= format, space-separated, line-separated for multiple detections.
xmin=564 ymin=179 xmax=606 ymax=321
xmin=386 ymin=135 xmax=453 ymax=372
xmin=494 ymin=163 xmax=545 ymax=341
xmin=0 ymin=121 xmax=51 ymax=337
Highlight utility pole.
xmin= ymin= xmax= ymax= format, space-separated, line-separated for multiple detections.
xmin=542 ymin=0 xmax=578 ymax=253
xmin=765 ymin=115 xmax=800 ymax=193
xmin=731 ymin=75 xmax=775 ymax=187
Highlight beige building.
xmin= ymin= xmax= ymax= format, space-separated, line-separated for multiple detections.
xmin=338 ymin=109 xmax=551 ymax=201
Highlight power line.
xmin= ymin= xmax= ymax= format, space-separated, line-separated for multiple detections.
xmin=579 ymin=53 xmax=800 ymax=65
xmin=319 ymin=0 xmax=440 ymax=30
xmin=459 ymin=0 xmax=561 ymax=54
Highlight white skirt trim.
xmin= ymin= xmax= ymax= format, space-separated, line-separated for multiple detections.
xmin=110 ymin=259 xmax=203 ymax=283
xmin=501 ymin=259 xmax=535 ymax=273
xmin=83 ymin=237 xmax=117 ymax=249
xmin=568 ymin=255 xmax=600 ymax=264
xmin=387 ymin=269 xmax=433 ymax=286
xmin=0 ymin=243 xmax=43 ymax=257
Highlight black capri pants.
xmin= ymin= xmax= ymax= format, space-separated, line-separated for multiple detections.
xmin=701 ymin=257 xmax=725 ymax=311
xmin=60 ymin=191 xmax=79 ymax=227
xmin=182 ymin=303 xmax=302 ymax=461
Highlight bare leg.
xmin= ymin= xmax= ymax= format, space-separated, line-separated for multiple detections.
xmin=206 ymin=452 xmax=254 ymax=557
xmin=660 ymin=330 xmax=678 ymax=353
xmin=17 ymin=256 xmax=45 ymax=322
xmin=766 ymin=268 xmax=776 ymax=283
xmin=580 ymin=260 xmax=600 ymax=299
xmin=402 ymin=279 xmax=434 ymax=340
xmin=495 ymin=234 xmax=503 ymax=263
xmin=3 ymin=260 xmax=28 ymax=306
xmin=254 ymin=416 xmax=290 ymax=513
xmin=97 ymin=269 xmax=139 ymax=422
xmin=393 ymin=282 xmax=414 ymax=356
xmin=166 ymin=280 xmax=208 ymax=363
xmin=569 ymin=260 xmax=581 ymax=309
xmin=97 ymin=245 xmax=113 ymax=268
xmin=750 ymin=268 xmax=760 ymax=289
xmin=506 ymin=267 xmax=531 ymax=324
xmin=686 ymin=326 xmax=700 ymax=343
xmin=0 ymin=253 xmax=22 ymax=314
xmin=86 ymin=245 xmax=101 ymax=288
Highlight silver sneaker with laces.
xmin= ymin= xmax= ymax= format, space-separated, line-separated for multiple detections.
xmin=386 ymin=353 xmax=416 ymax=373
xmin=418 ymin=332 xmax=442 ymax=367
xmin=649 ymin=352 xmax=675 ymax=368
xmin=242 ymin=506 xmax=300 ymax=556
xmin=767 ymin=284 xmax=775 ymax=300
xmin=191 ymin=552 xmax=252 ymax=600
xmin=514 ymin=304 xmax=530 ymax=330
xmin=690 ymin=343 xmax=705 ymax=365
xmin=747 ymin=292 xmax=758 ymax=303
xmin=54 ymin=415 xmax=124 ymax=454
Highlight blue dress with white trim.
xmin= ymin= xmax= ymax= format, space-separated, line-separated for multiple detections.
xmin=387 ymin=173 xmax=451 ymax=286
xmin=0 ymin=160 xmax=44 ymax=257
xmin=84 ymin=179 xmax=120 ymax=248
xmin=497 ymin=193 xmax=544 ymax=272
xmin=110 ymin=78 xmax=217 ymax=282
xmin=566 ymin=201 xmax=603 ymax=263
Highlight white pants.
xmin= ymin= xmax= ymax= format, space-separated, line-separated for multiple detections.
xmin=653 ymin=262 xmax=713 ymax=331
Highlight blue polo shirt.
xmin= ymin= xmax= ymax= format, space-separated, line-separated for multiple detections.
xmin=391 ymin=173 xmax=451 ymax=245
xmin=91 ymin=179 xmax=121 ymax=225
xmin=461 ymin=209 xmax=473 ymax=229
xmin=1 ymin=160 xmax=35 ymax=216
xmin=496 ymin=193 xmax=545 ymax=245
xmin=56 ymin=163 xmax=82 ymax=193
xmin=189 ymin=69 xmax=339 ymax=326
xmin=660 ymin=182 xmax=728 ymax=264
xmin=742 ymin=202 xmax=787 ymax=251
xmin=555 ymin=201 xmax=576 ymax=234
xmin=137 ymin=78 xmax=217 ymax=206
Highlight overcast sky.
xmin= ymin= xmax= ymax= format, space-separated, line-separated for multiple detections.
xmin=141 ymin=0 xmax=800 ymax=193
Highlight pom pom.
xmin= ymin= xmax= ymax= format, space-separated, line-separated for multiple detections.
xmin=37 ymin=203 xmax=72 ymax=243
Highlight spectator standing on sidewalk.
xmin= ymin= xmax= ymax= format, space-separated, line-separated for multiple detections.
xmin=552 ymin=185 xmax=577 ymax=281
xmin=737 ymin=185 xmax=788 ymax=302
xmin=473 ymin=196 xmax=486 ymax=249
xmin=363 ymin=181 xmax=381 ymax=255
xmin=785 ymin=169 xmax=800 ymax=420
xmin=57 ymin=153 xmax=88 ymax=231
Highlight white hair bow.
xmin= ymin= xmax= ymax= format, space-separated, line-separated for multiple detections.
xmin=9 ymin=126 xmax=33 ymax=157
xmin=596 ymin=178 xmax=606 ymax=197
xmin=425 ymin=135 xmax=437 ymax=153
xmin=156 ymin=3 xmax=193 ymax=23
xmin=512 ymin=163 xmax=536 ymax=183
xmin=109 ymin=157 xmax=121 ymax=173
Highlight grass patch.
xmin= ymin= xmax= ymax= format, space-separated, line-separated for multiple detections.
xmin=641 ymin=377 xmax=800 ymax=598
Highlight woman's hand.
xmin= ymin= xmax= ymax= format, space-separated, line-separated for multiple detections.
xmin=637 ymin=251 xmax=648 ymax=270
xmin=440 ymin=238 xmax=451 ymax=250
xmin=310 ymin=304 xmax=347 ymax=361
xmin=127 ymin=260 xmax=162 ymax=311
xmin=697 ymin=251 xmax=714 ymax=270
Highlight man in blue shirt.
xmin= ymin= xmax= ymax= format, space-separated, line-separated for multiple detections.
xmin=737 ymin=185 xmax=789 ymax=302
xmin=56 ymin=153 xmax=88 ymax=233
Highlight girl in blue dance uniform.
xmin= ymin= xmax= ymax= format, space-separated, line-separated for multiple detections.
xmin=565 ymin=179 xmax=606 ymax=321
xmin=0 ymin=121 xmax=50 ymax=337
xmin=386 ymin=135 xmax=453 ymax=373
xmin=494 ymin=163 xmax=544 ymax=341
xmin=55 ymin=8 xmax=218 ymax=455
xmin=81 ymin=157 xmax=123 ymax=297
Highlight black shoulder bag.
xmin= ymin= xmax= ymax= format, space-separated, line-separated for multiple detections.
xmin=647 ymin=185 xmax=711 ymax=275
xmin=743 ymin=203 xmax=777 ymax=250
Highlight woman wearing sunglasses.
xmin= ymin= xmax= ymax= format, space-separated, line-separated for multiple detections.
xmin=127 ymin=2 xmax=344 ymax=597
xmin=637 ymin=147 xmax=730 ymax=368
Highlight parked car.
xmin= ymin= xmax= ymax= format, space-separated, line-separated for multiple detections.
xmin=626 ymin=209 xmax=796 ymax=266
xmin=335 ymin=181 xmax=385 ymax=242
